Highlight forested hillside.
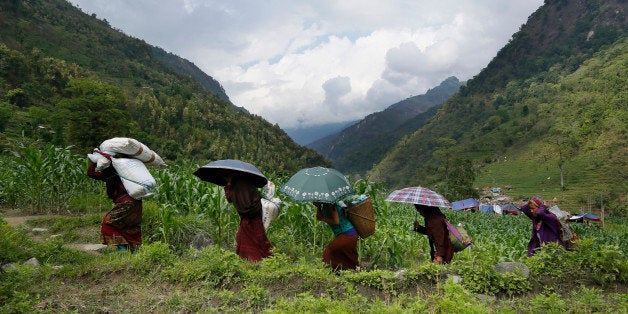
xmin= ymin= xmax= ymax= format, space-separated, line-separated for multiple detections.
xmin=309 ymin=77 xmax=462 ymax=175
xmin=0 ymin=0 xmax=329 ymax=174
xmin=369 ymin=0 xmax=627 ymax=212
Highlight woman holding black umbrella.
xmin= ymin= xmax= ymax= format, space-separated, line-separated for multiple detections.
xmin=194 ymin=159 xmax=272 ymax=262
xmin=224 ymin=174 xmax=273 ymax=262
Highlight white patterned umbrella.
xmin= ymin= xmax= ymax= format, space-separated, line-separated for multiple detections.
xmin=279 ymin=167 xmax=354 ymax=203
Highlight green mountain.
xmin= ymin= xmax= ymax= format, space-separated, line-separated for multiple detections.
xmin=369 ymin=0 xmax=627 ymax=212
xmin=0 ymin=0 xmax=329 ymax=174
xmin=309 ymin=77 xmax=462 ymax=175
xmin=150 ymin=46 xmax=232 ymax=106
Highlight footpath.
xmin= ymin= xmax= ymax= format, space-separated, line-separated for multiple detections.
xmin=3 ymin=215 xmax=107 ymax=253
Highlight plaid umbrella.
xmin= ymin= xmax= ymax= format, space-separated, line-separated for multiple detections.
xmin=385 ymin=186 xmax=452 ymax=208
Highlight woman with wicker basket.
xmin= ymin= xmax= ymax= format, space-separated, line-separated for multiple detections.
xmin=314 ymin=202 xmax=359 ymax=270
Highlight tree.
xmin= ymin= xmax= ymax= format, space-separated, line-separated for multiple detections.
xmin=444 ymin=158 xmax=479 ymax=201
xmin=57 ymin=78 xmax=130 ymax=150
xmin=432 ymin=137 xmax=457 ymax=182
xmin=551 ymin=117 xmax=580 ymax=191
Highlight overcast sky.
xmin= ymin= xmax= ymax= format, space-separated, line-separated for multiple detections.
xmin=67 ymin=0 xmax=544 ymax=129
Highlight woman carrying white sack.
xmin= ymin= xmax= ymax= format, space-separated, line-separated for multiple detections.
xmin=86 ymin=149 xmax=143 ymax=252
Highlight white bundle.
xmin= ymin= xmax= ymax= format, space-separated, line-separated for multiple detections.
xmin=100 ymin=137 xmax=166 ymax=167
xmin=87 ymin=153 xmax=111 ymax=172
xmin=262 ymin=198 xmax=281 ymax=229
xmin=111 ymin=157 xmax=156 ymax=199
xmin=261 ymin=182 xmax=282 ymax=229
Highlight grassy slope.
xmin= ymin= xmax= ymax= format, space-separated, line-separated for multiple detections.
xmin=372 ymin=38 xmax=627 ymax=214
xmin=369 ymin=1 xmax=627 ymax=212
xmin=474 ymin=39 xmax=628 ymax=214
xmin=1 ymin=203 xmax=626 ymax=313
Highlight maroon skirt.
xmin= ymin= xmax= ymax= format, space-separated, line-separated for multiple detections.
xmin=101 ymin=199 xmax=142 ymax=251
xmin=236 ymin=213 xmax=272 ymax=262
xmin=323 ymin=233 xmax=359 ymax=270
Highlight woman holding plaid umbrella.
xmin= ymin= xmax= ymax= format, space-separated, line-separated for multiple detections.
xmin=386 ymin=186 xmax=454 ymax=264
xmin=413 ymin=205 xmax=454 ymax=263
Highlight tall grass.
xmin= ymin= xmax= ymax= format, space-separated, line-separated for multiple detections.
xmin=1 ymin=143 xmax=625 ymax=273
xmin=0 ymin=142 xmax=97 ymax=213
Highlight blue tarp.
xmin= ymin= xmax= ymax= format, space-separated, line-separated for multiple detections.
xmin=567 ymin=212 xmax=601 ymax=222
xmin=479 ymin=204 xmax=494 ymax=214
xmin=501 ymin=203 xmax=520 ymax=212
xmin=451 ymin=198 xmax=479 ymax=211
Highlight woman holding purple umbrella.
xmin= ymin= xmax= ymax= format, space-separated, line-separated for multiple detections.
xmin=519 ymin=196 xmax=564 ymax=256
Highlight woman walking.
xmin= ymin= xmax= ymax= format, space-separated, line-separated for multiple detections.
xmin=87 ymin=151 xmax=142 ymax=252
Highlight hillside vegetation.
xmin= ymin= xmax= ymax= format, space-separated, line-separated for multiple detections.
xmin=369 ymin=0 xmax=627 ymax=213
xmin=0 ymin=0 xmax=329 ymax=174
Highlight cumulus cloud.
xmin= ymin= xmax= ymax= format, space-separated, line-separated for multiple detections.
xmin=68 ymin=0 xmax=544 ymax=129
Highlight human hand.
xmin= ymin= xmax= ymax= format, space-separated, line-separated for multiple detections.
xmin=316 ymin=206 xmax=324 ymax=222
xmin=94 ymin=149 xmax=112 ymax=160
xmin=433 ymin=256 xmax=443 ymax=263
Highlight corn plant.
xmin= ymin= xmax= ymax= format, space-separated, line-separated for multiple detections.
xmin=0 ymin=141 xmax=94 ymax=213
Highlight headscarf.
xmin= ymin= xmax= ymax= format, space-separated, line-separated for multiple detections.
xmin=529 ymin=196 xmax=543 ymax=207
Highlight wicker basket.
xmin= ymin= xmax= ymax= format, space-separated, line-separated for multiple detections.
xmin=345 ymin=197 xmax=375 ymax=238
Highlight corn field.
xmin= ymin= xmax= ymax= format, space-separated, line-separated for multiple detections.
xmin=1 ymin=144 xmax=626 ymax=281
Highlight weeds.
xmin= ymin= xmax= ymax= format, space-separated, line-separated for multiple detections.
xmin=1 ymin=143 xmax=627 ymax=312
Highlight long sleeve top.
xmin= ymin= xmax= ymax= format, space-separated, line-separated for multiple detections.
xmin=520 ymin=204 xmax=564 ymax=256
xmin=225 ymin=177 xmax=262 ymax=219
xmin=415 ymin=211 xmax=454 ymax=262
xmin=87 ymin=161 xmax=132 ymax=203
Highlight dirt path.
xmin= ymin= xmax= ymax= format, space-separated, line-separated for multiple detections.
xmin=2 ymin=214 xmax=108 ymax=253
xmin=3 ymin=215 xmax=48 ymax=227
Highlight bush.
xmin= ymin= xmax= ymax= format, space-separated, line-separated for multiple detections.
xmin=165 ymin=246 xmax=246 ymax=287
xmin=131 ymin=241 xmax=176 ymax=275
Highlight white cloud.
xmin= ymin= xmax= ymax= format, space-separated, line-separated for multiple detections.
xmin=68 ymin=0 xmax=544 ymax=129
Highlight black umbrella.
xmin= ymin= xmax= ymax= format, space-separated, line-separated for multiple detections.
xmin=193 ymin=159 xmax=268 ymax=188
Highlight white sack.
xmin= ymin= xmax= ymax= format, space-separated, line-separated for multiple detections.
xmin=87 ymin=153 xmax=111 ymax=172
xmin=100 ymin=137 xmax=166 ymax=167
xmin=262 ymin=197 xmax=281 ymax=229
xmin=111 ymin=157 xmax=156 ymax=199
xmin=261 ymin=181 xmax=281 ymax=229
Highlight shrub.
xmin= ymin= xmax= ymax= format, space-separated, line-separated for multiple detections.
xmin=131 ymin=241 xmax=176 ymax=275
xmin=166 ymin=246 xmax=246 ymax=287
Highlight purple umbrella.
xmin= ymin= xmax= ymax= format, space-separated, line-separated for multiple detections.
xmin=385 ymin=186 xmax=452 ymax=208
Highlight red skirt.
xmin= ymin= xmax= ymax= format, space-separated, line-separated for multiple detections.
xmin=236 ymin=213 xmax=272 ymax=262
xmin=323 ymin=233 xmax=359 ymax=270
xmin=101 ymin=199 xmax=142 ymax=251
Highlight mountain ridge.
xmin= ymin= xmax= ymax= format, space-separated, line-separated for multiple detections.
xmin=309 ymin=76 xmax=463 ymax=174
xmin=0 ymin=0 xmax=330 ymax=174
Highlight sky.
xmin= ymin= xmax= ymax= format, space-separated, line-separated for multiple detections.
xmin=67 ymin=0 xmax=544 ymax=130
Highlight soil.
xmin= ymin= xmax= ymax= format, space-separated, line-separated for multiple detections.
xmin=1 ymin=211 xmax=107 ymax=252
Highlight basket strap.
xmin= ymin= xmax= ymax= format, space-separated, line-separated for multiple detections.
xmin=348 ymin=212 xmax=375 ymax=222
